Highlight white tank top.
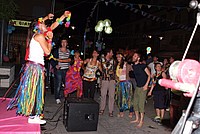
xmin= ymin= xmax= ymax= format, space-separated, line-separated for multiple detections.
xmin=28 ymin=37 xmax=44 ymax=65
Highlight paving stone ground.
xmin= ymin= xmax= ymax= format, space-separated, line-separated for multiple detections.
xmin=40 ymin=89 xmax=172 ymax=134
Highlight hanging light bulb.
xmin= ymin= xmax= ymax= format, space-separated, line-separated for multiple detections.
xmin=95 ymin=25 xmax=98 ymax=32
xmin=189 ymin=0 xmax=198 ymax=9
xmin=103 ymin=19 xmax=111 ymax=27
xmin=97 ymin=20 xmax=104 ymax=28
xmin=104 ymin=26 xmax=113 ymax=34
xmin=95 ymin=25 xmax=103 ymax=32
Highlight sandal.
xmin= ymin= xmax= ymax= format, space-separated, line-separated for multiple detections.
xmin=99 ymin=110 xmax=104 ymax=115
xmin=109 ymin=112 xmax=113 ymax=117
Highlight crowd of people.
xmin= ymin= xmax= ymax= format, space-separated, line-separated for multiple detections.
xmin=6 ymin=11 xmax=189 ymax=129
xmin=49 ymin=41 xmax=186 ymax=128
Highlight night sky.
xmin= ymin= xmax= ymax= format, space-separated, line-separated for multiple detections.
xmin=54 ymin=0 xmax=150 ymax=34
xmin=46 ymin=0 xmax=192 ymax=51
xmin=52 ymin=0 xmax=190 ymax=36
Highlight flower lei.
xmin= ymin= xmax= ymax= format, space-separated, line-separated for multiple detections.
xmin=56 ymin=11 xmax=71 ymax=28
xmin=116 ymin=64 xmax=122 ymax=77
xmin=102 ymin=58 xmax=113 ymax=71
xmin=48 ymin=54 xmax=57 ymax=61
xmin=65 ymin=11 xmax=71 ymax=28
xmin=33 ymin=17 xmax=43 ymax=33
xmin=152 ymin=71 xmax=162 ymax=85
xmin=32 ymin=18 xmax=55 ymax=57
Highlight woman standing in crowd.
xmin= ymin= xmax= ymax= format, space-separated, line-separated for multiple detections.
xmin=64 ymin=50 xmax=83 ymax=98
xmin=7 ymin=11 xmax=70 ymax=124
xmin=148 ymin=62 xmax=167 ymax=125
xmin=82 ymin=50 xmax=102 ymax=99
xmin=162 ymin=58 xmax=171 ymax=111
xmin=115 ymin=53 xmax=134 ymax=118
xmin=162 ymin=58 xmax=170 ymax=74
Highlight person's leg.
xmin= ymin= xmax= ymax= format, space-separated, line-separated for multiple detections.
xmin=118 ymin=108 xmax=124 ymax=117
xmin=126 ymin=81 xmax=134 ymax=118
xmin=138 ymin=88 xmax=147 ymax=113
xmin=28 ymin=64 xmax=46 ymax=124
xmin=99 ymin=80 xmax=108 ymax=114
xmin=108 ymin=80 xmax=115 ymax=114
xmin=90 ymin=81 xmax=96 ymax=99
xmin=50 ymin=72 xmax=54 ymax=94
xmin=153 ymin=93 xmax=161 ymax=120
xmin=131 ymin=111 xmax=139 ymax=123
xmin=54 ymin=70 xmax=62 ymax=102
xmin=156 ymin=108 xmax=161 ymax=118
xmin=160 ymin=109 xmax=165 ymax=119
xmin=154 ymin=93 xmax=164 ymax=124
xmin=137 ymin=88 xmax=147 ymax=127
xmin=129 ymin=106 xmax=134 ymax=118
xmin=87 ymin=81 xmax=92 ymax=98
xmin=83 ymin=80 xmax=89 ymax=98
xmin=61 ymin=69 xmax=67 ymax=86
xmin=137 ymin=112 xmax=144 ymax=128
xmin=160 ymin=91 xmax=167 ymax=120
xmin=61 ymin=69 xmax=67 ymax=98
xmin=76 ymin=87 xmax=80 ymax=98
xmin=77 ymin=78 xmax=83 ymax=98
xmin=131 ymin=87 xmax=140 ymax=123
xmin=118 ymin=82 xmax=125 ymax=117
xmin=155 ymin=92 xmax=165 ymax=122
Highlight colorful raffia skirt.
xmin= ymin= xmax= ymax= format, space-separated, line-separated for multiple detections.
xmin=115 ymin=80 xmax=134 ymax=111
xmin=7 ymin=61 xmax=45 ymax=116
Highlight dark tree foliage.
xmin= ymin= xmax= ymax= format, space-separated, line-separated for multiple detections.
xmin=0 ymin=0 xmax=18 ymax=20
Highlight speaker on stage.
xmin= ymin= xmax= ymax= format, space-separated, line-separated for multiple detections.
xmin=63 ymin=97 xmax=99 ymax=132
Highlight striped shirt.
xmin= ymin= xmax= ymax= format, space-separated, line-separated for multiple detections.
xmin=58 ymin=49 xmax=70 ymax=69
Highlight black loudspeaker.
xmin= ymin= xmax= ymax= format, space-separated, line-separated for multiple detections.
xmin=63 ymin=97 xmax=99 ymax=132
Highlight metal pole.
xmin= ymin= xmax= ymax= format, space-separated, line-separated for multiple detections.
xmin=83 ymin=32 xmax=86 ymax=59
xmin=51 ymin=0 xmax=55 ymax=14
xmin=6 ymin=33 xmax=9 ymax=56
xmin=94 ymin=3 xmax=100 ymax=45
xmin=0 ymin=19 xmax=4 ymax=65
